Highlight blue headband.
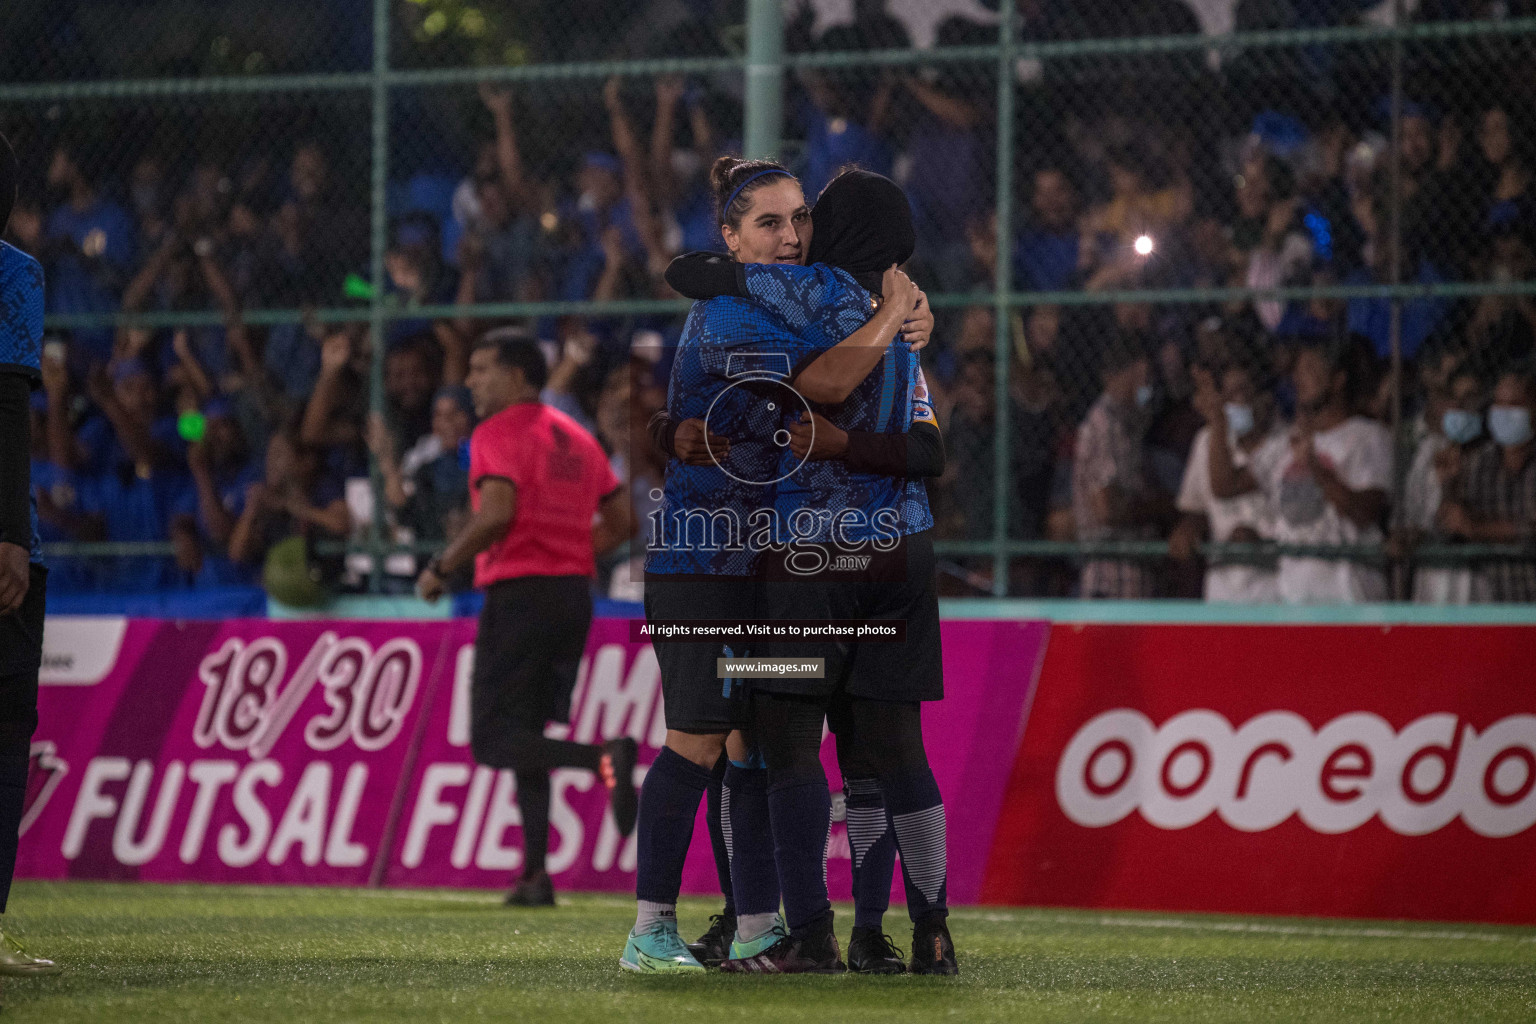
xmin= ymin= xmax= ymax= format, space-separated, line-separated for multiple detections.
xmin=724 ymin=168 xmax=793 ymax=219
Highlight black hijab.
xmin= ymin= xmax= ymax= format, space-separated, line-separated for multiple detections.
xmin=806 ymin=169 xmax=915 ymax=296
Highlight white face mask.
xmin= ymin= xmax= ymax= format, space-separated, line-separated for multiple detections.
xmin=1224 ymin=402 xmax=1255 ymax=438
xmin=1488 ymin=404 xmax=1534 ymax=447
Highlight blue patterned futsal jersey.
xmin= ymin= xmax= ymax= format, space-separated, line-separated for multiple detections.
xmin=0 ymin=241 xmax=46 ymax=565
xmin=645 ymin=295 xmax=807 ymax=577
xmin=739 ymin=262 xmax=933 ymax=543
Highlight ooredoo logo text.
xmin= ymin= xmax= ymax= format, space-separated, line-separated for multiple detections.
xmin=1056 ymin=709 xmax=1536 ymax=838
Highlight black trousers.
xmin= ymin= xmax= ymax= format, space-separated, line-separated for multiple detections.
xmin=0 ymin=566 xmax=45 ymax=913
xmin=470 ymin=575 xmax=601 ymax=876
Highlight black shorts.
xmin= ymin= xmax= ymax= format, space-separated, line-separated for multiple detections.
xmin=0 ymin=565 xmax=45 ymax=746
xmin=643 ymin=574 xmax=759 ymax=733
xmin=472 ymin=575 xmax=592 ymax=729
xmin=757 ymin=530 xmax=943 ymax=703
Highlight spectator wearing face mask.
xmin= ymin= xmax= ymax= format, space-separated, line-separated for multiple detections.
xmin=1071 ymin=342 xmax=1172 ymax=598
xmin=1438 ymin=368 xmax=1536 ymax=602
xmin=1260 ymin=339 xmax=1393 ymax=603
xmin=1170 ymin=356 xmax=1289 ymax=603
xmin=1400 ymin=363 xmax=1490 ymax=604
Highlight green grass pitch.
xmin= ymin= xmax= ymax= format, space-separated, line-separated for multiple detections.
xmin=1 ymin=881 xmax=1532 ymax=1022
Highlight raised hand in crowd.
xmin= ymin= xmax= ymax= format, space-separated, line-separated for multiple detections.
xmin=365 ymin=411 xmax=410 ymax=513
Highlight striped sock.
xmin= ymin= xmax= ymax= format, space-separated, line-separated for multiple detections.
xmin=884 ymin=769 xmax=948 ymax=920
xmin=844 ymin=776 xmax=895 ymax=930
xmin=705 ymin=755 xmax=735 ymax=917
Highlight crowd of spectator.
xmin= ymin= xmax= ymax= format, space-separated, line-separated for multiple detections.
xmin=8 ymin=0 xmax=1536 ymax=603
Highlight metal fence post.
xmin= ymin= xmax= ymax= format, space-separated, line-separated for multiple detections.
xmin=745 ymin=0 xmax=784 ymax=161
xmin=1387 ymin=0 xmax=1407 ymax=600
xmin=992 ymin=0 xmax=1017 ymax=597
xmin=368 ymin=0 xmax=391 ymax=593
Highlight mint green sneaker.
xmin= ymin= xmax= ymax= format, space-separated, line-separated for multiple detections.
xmin=620 ymin=920 xmax=706 ymax=974
xmin=728 ymin=915 xmax=788 ymax=960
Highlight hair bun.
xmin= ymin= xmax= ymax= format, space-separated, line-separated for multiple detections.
xmin=710 ymin=155 xmax=746 ymax=194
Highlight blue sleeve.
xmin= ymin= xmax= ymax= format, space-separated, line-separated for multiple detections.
xmin=0 ymin=246 xmax=45 ymax=384
xmin=741 ymin=263 xmax=871 ymax=341
xmin=739 ymin=263 xmax=876 ymax=378
xmin=695 ymin=299 xmax=821 ymax=384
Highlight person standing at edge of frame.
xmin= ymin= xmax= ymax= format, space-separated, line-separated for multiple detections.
xmin=0 ymin=131 xmax=63 ymax=981
xmin=415 ymin=331 xmax=639 ymax=907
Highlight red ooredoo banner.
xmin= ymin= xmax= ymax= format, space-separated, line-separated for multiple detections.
xmin=981 ymin=624 xmax=1536 ymax=924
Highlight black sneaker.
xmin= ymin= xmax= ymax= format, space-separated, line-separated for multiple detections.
xmin=720 ymin=912 xmax=846 ymax=975
xmin=847 ymin=926 xmax=906 ymax=974
xmin=686 ymin=912 xmax=737 ymax=969
xmin=601 ymin=738 xmax=640 ymax=836
xmin=908 ymin=913 xmax=958 ymax=976
xmin=504 ymin=871 xmax=556 ymax=907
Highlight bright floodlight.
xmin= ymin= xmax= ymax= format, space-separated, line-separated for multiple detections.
xmin=1134 ymin=234 xmax=1155 ymax=256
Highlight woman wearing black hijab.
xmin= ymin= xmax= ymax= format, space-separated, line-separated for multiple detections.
xmin=665 ymin=168 xmax=958 ymax=977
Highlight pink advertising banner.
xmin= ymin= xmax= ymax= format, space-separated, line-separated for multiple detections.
xmin=22 ymin=616 xmax=1049 ymax=903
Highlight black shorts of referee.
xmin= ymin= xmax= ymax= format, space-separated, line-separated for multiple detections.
xmin=643 ymin=574 xmax=759 ymax=733
xmin=756 ymin=529 xmax=942 ymax=703
xmin=470 ymin=575 xmax=591 ymax=758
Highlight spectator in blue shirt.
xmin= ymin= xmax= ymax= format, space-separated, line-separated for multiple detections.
xmin=184 ymin=399 xmax=260 ymax=587
xmin=41 ymin=144 xmax=136 ymax=362
xmin=63 ymin=358 xmax=194 ymax=591
xmin=454 ymin=174 xmax=547 ymax=309
xmin=1344 ymin=195 xmax=1451 ymax=361
xmin=901 ymin=17 xmax=992 ymax=270
xmin=648 ymin=77 xmax=726 ymax=257
xmin=553 ymin=153 xmax=647 ymax=303
xmin=794 ymin=17 xmax=901 ymax=199
xmin=1017 ymin=167 xmax=1084 ymax=293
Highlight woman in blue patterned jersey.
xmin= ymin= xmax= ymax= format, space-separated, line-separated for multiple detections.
xmin=664 ymin=169 xmax=957 ymax=977
xmin=622 ymin=158 xmax=932 ymax=975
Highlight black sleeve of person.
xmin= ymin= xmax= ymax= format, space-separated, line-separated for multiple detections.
xmin=0 ymin=372 xmax=32 ymax=553
xmin=842 ymin=421 xmax=945 ymax=479
xmin=664 ymin=251 xmax=749 ymax=301
xmin=647 ymin=409 xmax=678 ymax=460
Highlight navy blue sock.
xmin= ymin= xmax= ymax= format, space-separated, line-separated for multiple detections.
xmin=725 ymin=762 xmax=779 ymax=918
xmin=844 ymin=776 xmax=896 ymax=931
xmin=883 ymin=768 xmax=948 ymax=920
xmin=705 ymin=755 xmax=736 ymax=916
xmin=634 ymin=746 xmax=712 ymax=905
xmin=767 ymin=768 xmax=832 ymax=933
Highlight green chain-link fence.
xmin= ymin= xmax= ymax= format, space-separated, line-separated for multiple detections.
xmin=5 ymin=0 xmax=1535 ymax=602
